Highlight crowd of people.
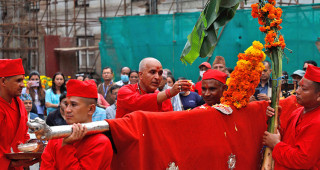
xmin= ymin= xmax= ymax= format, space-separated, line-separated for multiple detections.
xmin=0 ymin=56 xmax=320 ymax=169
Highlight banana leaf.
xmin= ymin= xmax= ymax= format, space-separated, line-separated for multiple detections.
xmin=180 ymin=0 xmax=243 ymax=65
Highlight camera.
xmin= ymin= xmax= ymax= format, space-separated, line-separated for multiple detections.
xmin=29 ymin=80 xmax=39 ymax=87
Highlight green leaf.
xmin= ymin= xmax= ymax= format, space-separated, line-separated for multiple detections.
xmin=180 ymin=0 xmax=244 ymax=65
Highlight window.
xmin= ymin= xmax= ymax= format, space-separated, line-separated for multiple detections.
xmin=27 ymin=1 xmax=40 ymax=12
xmin=77 ymin=36 xmax=95 ymax=71
xmin=76 ymin=0 xmax=89 ymax=7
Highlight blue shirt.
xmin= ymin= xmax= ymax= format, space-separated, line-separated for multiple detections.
xmin=45 ymin=88 xmax=61 ymax=115
xmin=179 ymin=92 xmax=204 ymax=110
xmin=92 ymin=106 xmax=107 ymax=122
xmin=106 ymin=104 xmax=116 ymax=119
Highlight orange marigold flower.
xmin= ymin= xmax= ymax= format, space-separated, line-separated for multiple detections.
xmin=270 ymin=19 xmax=282 ymax=27
xmin=268 ymin=0 xmax=276 ymax=5
xmin=221 ymin=41 xmax=266 ymax=109
xmin=258 ymin=18 xmax=266 ymax=25
xmin=275 ymin=7 xmax=283 ymax=19
xmin=251 ymin=3 xmax=260 ymax=18
xmin=268 ymin=13 xmax=276 ymax=19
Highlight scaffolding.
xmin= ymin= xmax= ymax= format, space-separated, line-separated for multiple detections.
xmin=0 ymin=0 xmax=319 ymax=75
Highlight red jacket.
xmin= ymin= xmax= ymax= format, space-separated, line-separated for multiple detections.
xmin=273 ymin=106 xmax=320 ymax=169
xmin=0 ymin=97 xmax=30 ymax=169
xmin=116 ymin=83 xmax=173 ymax=118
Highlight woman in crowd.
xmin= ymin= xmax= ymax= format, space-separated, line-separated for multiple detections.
xmin=129 ymin=70 xmax=139 ymax=84
xmin=167 ymin=75 xmax=175 ymax=87
xmin=22 ymin=71 xmax=46 ymax=120
xmin=45 ymin=72 xmax=66 ymax=115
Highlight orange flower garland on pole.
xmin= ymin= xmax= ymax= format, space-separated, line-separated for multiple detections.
xmin=252 ymin=0 xmax=286 ymax=169
xmin=221 ymin=41 xmax=266 ymax=109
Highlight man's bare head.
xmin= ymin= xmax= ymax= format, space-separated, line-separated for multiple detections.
xmin=139 ymin=57 xmax=162 ymax=72
xmin=138 ymin=57 xmax=163 ymax=93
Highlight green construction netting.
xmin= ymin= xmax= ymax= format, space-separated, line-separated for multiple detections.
xmin=99 ymin=4 xmax=320 ymax=82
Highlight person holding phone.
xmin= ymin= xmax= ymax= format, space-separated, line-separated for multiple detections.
xmin=45 ymin=72 xmax=66 ymax=116
xmin=22 ymin=71 xmax=46 ymax=120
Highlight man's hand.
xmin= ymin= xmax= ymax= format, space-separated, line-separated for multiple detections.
xmin=62 ymin=123 xmax=87 ymax=147
xmin=257 ymin=93 xmax=270 ymax=101
xmin=262 ymin=131 xmax=281 ymax=149
xmin=266 ymin=106 xmax=275 ymax=117
xmin=10 ymin=158 xmax=40 ymax=167
xmin=249 ymin=95 xmax=257 ymax=102
xmin=170 ymin=80 xmax=191 ymax=97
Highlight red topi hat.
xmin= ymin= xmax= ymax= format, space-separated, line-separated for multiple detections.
xmin=304 ymin=65 xmax=320 ymax=83
xmin=0 ymin=59 xmax=25 ymax=77
xmin=199 ymin=62 xmax=212 ymax=69
xmin=66 ymin=79 xmax=98 ymax=98
xmin=202 ymin=69 xmax=228 ymax=84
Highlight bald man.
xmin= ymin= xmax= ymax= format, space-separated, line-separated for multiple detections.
xmin=116 ymin=57 xmax=191 ymax=118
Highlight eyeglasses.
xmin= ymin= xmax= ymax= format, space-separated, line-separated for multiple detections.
xmin=103 ymin=72 xmax=112 ymax=75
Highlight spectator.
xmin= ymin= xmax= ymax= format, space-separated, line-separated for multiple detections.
xmin=282 ymin=71 xmax=289 ymax=84
xmin=97 ymin=67 xmax=114 ymax=104
xmin=226 ymin=67 xmax=233 ymax=77
xmin=106 ymin=85 xmax=121 ymax=119
xmin=22 ymin=71 xmax=46 ymax=120
xmin=291 ymin=70 xmax=305 ymax=83
xmin=129 ymin=70 xmax=139 ymax=84
xmin=84 ymin=74 xmax=93 ymax=81
xmin=75 ymin=73 xmax=84 ymax=81
xmin=92 ymin=106 xmax=107 ymax=122
xmin=303 ymin=60 xmax=317 ymax=71
xmin=45 ymin=72 xmax=66 ymax=115
xmin=20 ymin=93 xmax=39 ymax=120
xmin=212 ymin=56 xmax=227 ymax=73
xmin=254 ymin=61 xmax=272 ymax=101
xmin=115 ymin=67 xmax=131 ymax=86
xmin=46 ymin=92 xmax=67 ymax=126
xmin=167 ymin=75 xmax=175 ymax=87
xmin=178 ymin=77 xmax=205 ymax=110
xmin=195 ymin=62 xmax=211 ymax=95
xmin=158 ymin=70 xmax=170 ymax=91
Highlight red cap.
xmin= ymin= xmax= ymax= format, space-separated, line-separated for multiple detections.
xmin=0 ymin=59 xmax=25 ymax=77
xmin=199 ymin=62 xmax=212 ymax=69
xmin=66 ymin=79 xmax=98 ymax=98
xmin=202 ymin=69 xmax=228 ymax=84
xmin=304 ymin=65 xmax=320 ymax=83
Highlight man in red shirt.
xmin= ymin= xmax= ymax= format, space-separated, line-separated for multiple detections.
xmin=194 ymin=62 xmax=211 ymax=95
xmin=263 ymin=65 xmax=320 ymax=169
xmin=0 ymin=59 xmax=37 ymax=169
xmin=41 ymin=80 xmax=113 ymax=169
xmin=116 ymin=57 xmax=191 ymax=118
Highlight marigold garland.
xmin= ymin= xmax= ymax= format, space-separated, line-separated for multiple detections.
xmin=220 ymin=41 xmax=266 ymax=109
xmin=251 ymin=0 xmax=285 ymax=50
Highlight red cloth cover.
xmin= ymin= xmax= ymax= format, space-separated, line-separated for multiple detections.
xmin=0 ymin=59 xmax=25 ymax=77
xmin=116 ymin=83 xmax=173 ymax=118
xmin=273 ymin=106 xmax=320 ymax=169
xmin=0 ymin=97 xmax=30 ymax=169
xmin=279 ymin=95 xmax=302 ymax=131
xmin=107 ymin=101 xmax=269 ymax=170
xmin=66 ymin=79 xmax=98 ymax=98
xmin=41 ymin=133 xmax=113 ymax=170
xmin=304 ymin=65 xmax=320 ymax=83
xmin=202 ymin=69 xmax=227 ymax=84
